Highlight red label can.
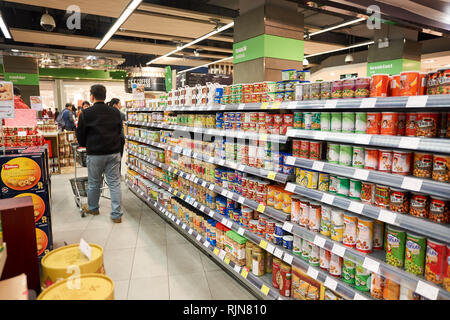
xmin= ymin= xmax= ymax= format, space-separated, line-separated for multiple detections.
xmin=364 ymin=148 xmax=379 ymax=170
xmin=425 ymin=239 xmax=447 ymax=285
xmin=392 ymin=150 xmax=412 ymax=175
xmin=300 ymin=140 xmax=310 ymax=159
xmin=397 ymin=113 xmax=406 ymax=136
xmin=405 ymin=112 xmax=417 ymax=136
xmin=279 ymin=264 xmax=292 ymax=297
xmin=283 ymin=114 xmax=294 ymax=126
xmin=265 ymin=114 xmax=274 ymax=126
xmin=309 ymin=142 xmax=322 ymax=160
xmin=380 ymin=112 xmax=399 ymax=135
xmin=272 ymin=259 xmax=281 ymax=288
xmin=378 ymin=149 xmax=393 ymax=172
xmin=274 ymin=114 xmax=283 ymax=125
xmin=293 ymin=140 xmax=302 ymax=158
xmin=367 ymin=112 xmax=381 ymax=134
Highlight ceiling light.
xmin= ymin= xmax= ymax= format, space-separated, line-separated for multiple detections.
xmin=307 ymin=17 xmax=366 ymax=38
xmin=95 ymin=0 xmax=143 ymax=50
xmin=85 ymin=66 xmax=92 ymax=69
xmin=11 ymin=49 xmax=19 ymax=52
xmin=194 ymin=50 xmax=200 ymax=57
xmin=75 ymin=77 xmax=80 ymax=80
xmin=147 ymin=21 xmax=234 ymax=65
xmin=177 ymin=56 xmax=233 ymax=75
xmin=304 ymin=41 xmax=374 ymax=58
xmin=330 ymin=72 xmax=335 ymax=76
xmin=303 ymin=58 xmax=309 ymax=66
xmin=0 ymin=13 xmax=11 ymax=39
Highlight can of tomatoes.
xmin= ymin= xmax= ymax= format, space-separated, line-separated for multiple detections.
xmin=378 ymin=149 xmax=393 ymax=173
xmin=300 ymin=140 xmax=310 ymax=159
xmin=380 ymin=112 xmax=399 ymax=135
xmin=405 ymin=112 xmax=417 ymax=136
xmin=366 ymin=112 xmax=381 ymax=134
xmin=364 ymin=148 xmax=379 ymax=170
xmin=361 ymin=182 xmax=376 ymax=204
xmin=391 ymin=150 xmax=412 ymax=176
xmin=309 ymin=141 xmax=322 ymax=160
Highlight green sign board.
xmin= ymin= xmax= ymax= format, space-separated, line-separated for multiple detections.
xmin=234 ymin=35 xmax=304 ymax=64
xmin=165 ymin=66 xmax=172 ymax=93
xmin=367 ymin=59 xmax=421 ymax=76
xmin=4 ymin=72 xmax=39 ymax=85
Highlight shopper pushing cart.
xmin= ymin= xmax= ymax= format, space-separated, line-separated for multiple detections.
xmin=76 ymin=84 xmax=124 ymax=223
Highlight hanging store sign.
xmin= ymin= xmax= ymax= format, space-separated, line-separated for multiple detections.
xmin=367 ymin=59 xmax=421 ymax=76
xmin=4 ymin=73 xmax=39 ymax=86
xmin=124 ymin=76 xmax=166 ymax=93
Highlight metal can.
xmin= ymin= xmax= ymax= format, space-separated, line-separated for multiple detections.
xmin=300 ymin=169 xmax=308 ymax=187
xmin=291 ymin=196 xmax=302 ymax=224
xmin=311 ymin=112 xmax=321 ymax=130
xmin=409 ymin=192 xmax=429 ymax=218
xmin=329 ymin=253 xmax=343 ymax=277
xmin=320 ymin=248 xmax=331 ymax=270
xmin=339 ymin=144 xmax=353 ymax=166
xmin=293 ymin=235 xmax=302 ymax=256
xmin=299 ymin=198 xmax=310 ymax=228
xmin=331 ymin=112 xmax=342 ymax=132
xmin=352 ymin=146 xmax=365 ymax=168
xmin=371 ymin=273 xmax=385 ymax=300
xmin=375 ymin=184 xmax=390 ymax=209
xmin=364 ymin=148 xmax=379 ymax=170
xmin=373 ymin=220 xmax=384 ymax=250
xmin=342 ymin=258 xmax=356 ymax=285
xmin=300 ymin=140 xmax=310 ymax=159
xmin=320 ymin=205 xmax=332 ymax=237
xmin=405 ymin=112 xmax=417 ymax=136
xmin=321 ymin=112 xmax=331 ymax=131
xmin=318 ymin=173 xmax=330 ymax=192
xmin=329 ymin=174 xmax=339 ymax=194
xmin=366 ymin=112 xmax=381 ymax=134
xmin=327 ymin=143 xmax=340 ymax=164
xmin=309 ymin=243 xmax=320 ymax=267
xmin=392 ymin=150 xmax=412 ymax=176
xmin=343 ymin=212 xmax=358 ymax=247
xmin=355 ymin=264 xmax=371 ymax=292
xmin=380 ymin=112 xmax=399 ymax=136
xmin=309 ymin=141 xmax=322 ymax=160
xmin=336 ymin=176 xmax=350 ymax=197
xmin=283 ymin=235 xmax=294 ymax=250
xmin=309 ymin=201 xmax=322 ymax=232
xmin=306 ymin=170 xmax=319 ymax=189
xmin=275 ymin=222 xmax=284 ymax=236
xmin=405 ymin=232 xmax=426 ymax=276
xmin=389 ymin=188 xmax=409 ymax=214
xmin=342 ymin=112 xmax=355 ymax=133
xmin=303 ymin=112 xmax=313 ymax=130
xmin=301 ymin=238 xmax=311 ymax=261
xmin=349 ymin=179 xmax=362 ymax=200
xmin=425 ymin=239 xmax=446 ymax=285
xmin=378 ymin=149 xmax=393 ymax=172
xmin=429 ymin=196 xmax=449 ymax=224
xmin=355 ymin=112 xmax=367 ymax=133
xmin=386 ymin=225 xmax=407 ymax=268
xmin=356 ymin=217 xmax=374 ymax=253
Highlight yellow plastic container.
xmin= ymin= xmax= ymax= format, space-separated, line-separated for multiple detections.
xmin=40 ymin=243 xmax=105 ymax=290
xmin=37 ymin=273 xmax=114 ymax=300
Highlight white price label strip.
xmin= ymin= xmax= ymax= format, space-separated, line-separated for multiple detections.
xmin=324 ymin=276 xmax=338 ymax=291
xmin=285 ymin=183 xmax=296 ymax=193
xmin=274 ymin=248 xmax=284 ymax=259
xmin=363 ymin=257 xmax=380 ymax=273
xmin=406 ymin=95 xmax=428 ymax=108
xmin=238 ymin=197 xmax=245 ymax=204
xmin=354 ymin=293 xmax=369 ymax=300
xmin=321 ymin=194 xmax=335 ymax=205
xmin=201 ymin=181 xmax=207 ymax=187
xmin=238 ymin=165 xmax=245 ymax=172
xmin=209 ymin=184 xmax=215 ymax=191
xmin=221 ymin=190 xmax=228 ymax=196
xmin=238 ymin=103 xmax=245 ymax=110
xmin=378 ymin=210 xmax=397 ymax=225
xmin=283 ymin=254 xmax=293 ymax=265
xmin=285 ymin=157 xmax=295 ymax=166
xmin=237 ymin=227 xmax=245 ymax=236
xmin=203 ymin=241 xmax=210 ymax=248
xmin=399 ymin=137 xmax=420 ymax=149
xmin=355 ymin=134 xmax=372 ymax=145
xmin=288 ymin=101 xmax=297 ymax=109
xmin=226 ymin=191 xmax=234 ymax=199
xmin=196 ymin=234 xmax=202 ymax=242
xmin=401 ymin=177 xmax=423 ymax=192
xmin=233 ymin=265 xmax=241 ymax=273
xmin=360 ymin=98 xmax=377 ymax=108
xmin=200 ymin=205 xmax=205 ymax=212
xmin=221 ymin=218 xmax=227 ymax=225
xmin=325 ymin=100 xmax=338 ymax=108
xmin=182 ymin=223 xmax=187 ymax=230
xmin=283 ymin=222 xmax=294 ymax=233
xmin=313 ymin=235 xmax=326 ymax=248
xmin=415 ymin=280 xmax=439 ymax=300
xmin=218 ymin=250 xmax=226 ymax=260
xmin=331 ymin=243 xmax=346 ymax=257
xmin=226 ymin=220 xmax=233 ymax=228
xmin=348 ymin=201 xmax=364 ymax=214
xmin=208 ymin=211 xmax=214 ymax=218
xmin=312 ymin=161 xmax=324 ymax=171
xmin=307 ymin=267 xmax=319 ymax=280
xmin=188 ymin=229 xmax=193 ymax=235
xmin=314 ymin=131 xmax=327 ymax=140
xmin=266 ymin=243 xmax=275 ymax=254
xmin=353 ymin=169 xmax=369 ymax=181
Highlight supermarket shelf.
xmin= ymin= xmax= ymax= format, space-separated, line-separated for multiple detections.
xmin=42 ymin=132 xmax=59 ymax=138
xmin=286 ymin=128 xmax=450 ymax=154
xmin=127 ymin=95 xmax=450 ymax=112
xmin=285 ymin=156 xmax=450 ymax=199
xmin=0 ymin=244 xmax=6 ymax=277
xmin=284 ymin=182 xmax=450 ymax=250
xmin=128 ymin=164 xmax=372 ymax=300
xmin=126 ymin=135 xmax=291 ymax=183
xmin=126 ymin=181 xmax=287 ymax=300
xmin=126 ymin=121 xmax=288 ymax=144
xmin=128 ymin=151 xmax=290 ymax=222
xmin=281 ymin=219 xmax=450 ymax=300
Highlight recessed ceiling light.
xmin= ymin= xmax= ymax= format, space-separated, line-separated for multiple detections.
xmin=75 ymin=77 xmax=80 ymax=80
xmin=330 ymin=72 xmax=335 ymax=76
xmin=11 ymin=49 xmax=19 ymax=52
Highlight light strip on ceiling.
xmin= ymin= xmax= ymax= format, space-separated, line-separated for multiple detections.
xmin=0 ymin=13 xmax=11 ymax=39
xmin=305 ymin=41 xmax=374 ymax=58
xmin=147 ymin=22 xmax=234 ymax=65
xmin=177 ymin=56 xmax=233 ymax=75
xmin=307 ymin=17 xmax=366 ymax=37
xmin=95 ymin=0 xmax=142 ymax=50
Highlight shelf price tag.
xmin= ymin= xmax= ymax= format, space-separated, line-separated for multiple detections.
xmin=224 ymin=257 xmax=230 ymax=265
xmin=259 ymin=240 xmax=268 ymax=250
xmin=274 ymin=248 xmax=284 ymax=259
xmin=238 ymin=103 xmax=245 ymax=110
xmin=324 ymin=276 xmax=338 ymax=291
xmin=221 ymin=218 xmax=228 ymax=225
xmin=232 ymin=265 xmax=241 ymax=274
xmin=208 ymin=184 xmax=215 ymax=191
xmin=257 ymin=204 xmax=266 ymax=213
xmin=331 ymin=243 xmax=346 ymax=257
xmin=237 ymin=227 xmax=245 ymax=236
xmin=208 ymin=211 xmax=214 ymax=218
xmin=360 ymin=98 xmax=377 ymax=108
xmin=353 ymin=293 xmax=369 ymax=300
xmin=271 ymin=101 xmax=281 ymax=109
xmin=240 ymin=267 xmax=249 ymax=279
xmin=267 ymin=171 xmax=277 ymax=180
xmin=182 ymin=223 xmax=187 ymax=230
xmin=363 ymin=257 xmax=380 ymax=273
xmin=285 ymin=183 xmax=296 ymax=193
xmin=173 ymin=190 xmax=178 ymax=196
xmin=218 ymin=250 xmax=226 ymax=260
xmin=307 ymin=266 xmax=319 ymax=280
xmin=261 ymin=285 xmax=270 ymax=296
xmin=353 ymin=169 xmax=369 ymax=181
xmin=196 ymin=234 xmax=202 ymax=242
xmin=321 ymin=194 xmax=335 ymax=205
xmin=261 ymin=102 xmax=269 ymax=109
xmin=401 ymin=177 xmax=423 ymax=192
xmin=325 ymin=100 xmax=338 ymax=108
xmin=238 ymin=197 xmax=245 ymax=205
xmin=406 ymin=95 xmax=428 ymax=108
xmin=79 ymin=238 xmax=92 ymax=261
xmin=203 ymin=241 xmax=210 ymax=248
xmin=313 ymin=235 xmax=326 ymax=248
xmin=355 ymin=134 xmax=372 ymax=145
xmin=283 ymin=222 xmax=294 ymax=233
xmin=348 ymin=201 xmax=364 ymax=214
xmin=238 ymin=165 xmax=246 ymax=172
xmin=415 ymin=280 xmax=439 ymax=300
xmin=378 ymin=210 xmax=397 ymax=225
xmin=285 ymin=157 xmax=295 ymax=166
xmin=283 ymin=253 xmax=293 ymax=265
xmin=221 ymin=190 xmax=228 ymax=197
xmin=201 ymin=181 xmax=207 ymax=188
xmin=399 ymin=137 xmax=420 ymax=149
xmin=312 ymin=161 xmax=324 ymax=171
xmin=266 ymin=243 xmax=275 ymax=254
xmin=288 ymin=101 xmax=297 ymax=109
xmin=180 ymin=194 xmax=185 ymax=200
xmin=200 ymin=205 xmax=205 ymax=212
xmin=188 ymin=229 xmax=194 ymax=235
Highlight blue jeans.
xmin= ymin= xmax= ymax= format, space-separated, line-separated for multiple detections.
xmin=87 ymin=153 xmax=123 ymax=219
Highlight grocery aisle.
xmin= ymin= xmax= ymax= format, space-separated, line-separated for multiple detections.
xmin=50 ymin=170 xmax=256 ymax=300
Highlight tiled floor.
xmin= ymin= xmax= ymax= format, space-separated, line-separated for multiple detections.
xmin=50 ymin=168 xmax=256 ymax=300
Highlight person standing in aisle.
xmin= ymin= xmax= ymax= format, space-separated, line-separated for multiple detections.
xmin=76 ymin=85 xmax=123 ymax=223
xmin=13 ymin=87 xmax=30 ymax=109
xmin=61 ymin=103 xmax=76 ymax=131
xmin=108 ymin=98 xmax=126 ymax=158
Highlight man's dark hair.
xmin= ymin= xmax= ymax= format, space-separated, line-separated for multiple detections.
xmin=90 ymin=84 xmax=107 ymax=101
xmin=65 ymin=103 xmax=72 ymax=108
xmin=13 ymin=86 xmax=21 ymax=96
xmin=82 ymin=101 xmax=90 ymax=107
xmin=108 ymin=98 xmax=120 ymax=107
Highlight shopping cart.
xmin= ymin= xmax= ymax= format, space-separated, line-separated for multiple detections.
xmin=70 ymin=143 xmax=110 ymax=217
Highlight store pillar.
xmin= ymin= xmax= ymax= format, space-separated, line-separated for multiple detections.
xmin=233 ymin=0 xmax=304 ymax=83
xmin=367 ymin=24 xmax=422 ymax=76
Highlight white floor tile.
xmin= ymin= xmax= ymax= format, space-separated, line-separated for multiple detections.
xmin=105 ymin=227 xmax=138 ymax=250
xmin=200 ymin=252 xmax=222 ymax=272
xmin=169 ymin=272 xmax=212 ymax=300
xmin=136 ymin=223 xmax=166 ymax=248
xmin=113 ymin=280 xmax=130 ymax=300
xmin=128 ymin=276 xmax=169 ymax=300
xmin=131 ymin=245 xmax=168 ymax=279
xmin=166 ymin=225 xmax=189 ymax=245
xmin=103 ymin=248 xmax=135 ymax=281
xmin=81 ymin=228 xmax=112 ymax=248
xmin=52 ymin=229 xmax=85 ymax=248
xmin=205 ymin=270 xmax=256 ymax=300
xmin=167 ymin=243 xmax=203 ymax=276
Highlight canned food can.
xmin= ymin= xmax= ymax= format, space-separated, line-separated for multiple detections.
xmin=356 ymin=217 xmax=374 ymax=253
xmin=378 ymin=149 xmax=393 ymax=172
xmin=342 ymin=112 xmax=355 ymax=133
xmin=366 ymin=112 xmax=381 ymax=134
xmin=355 ymin=265 xmax=371 ymax=292
xmin=331 ymin=224 xmax=344 ymax=242
xmin=405 ymin=232 xmax=426 ymax=276
xmin=373 ymin=220 xmax=384 ymax=251
xmin=386 ymin=225 xmax=406 ymax=268
xmin=294 ymin=112 xmax=303 ymax=128
xmin=320 ymin=205 xmax=332 ymax=237
xmin=329 ymin=174 xmax=339 ymax=194
xmin=331 ymin=112 xmax=342 ymax=132
xmin=309 ymin=141 xmax=322 ymax=160
xmin=380 ymin=112 xmax=399 ymax=136
xmin=349 ymin=179 xmax=362 ymax=200
xmin=329 ymin=253 xmax=343 ymax=277
xmin=283 ymin=235 xmax=294 ymax=250
xmin=331 ymin=80 xmax=343 ymax=99
xmin=309 ymin=243 xmax=320 ymax=267
xmin=311 ymin=112 xmax=321 ymax=130
xmin=308 ymin=201 xmax=322 ymax=232
xmin=352 ymin=146 xmax=365 ymax=168
xmin=389 ymin=188 xmax=409 ymax=214
xmin=327 ymin=143 xmax=340 ymax=164
xmin=405 ymin=112 xmax=417 ymax=136
xmin=318 ymin=173 xmax=330 ymax=192
xmin=364 ymin=148 xmax=379 ymax=170
xmin=303 ymin=112 xmax=313 ymax=130
xmin=355 ymin=112 xmax=367 ymax=133
xmin=337 ymin=176 xmax=350 ymax=197
xmin=425 ymin=239 xmax=446 ymax=285
xmin=299 ymin=199 xmax=310 ymax=228
xmin=301 ymin=239 xmax=311 ymax=261
xmin=339 ymin=144 xmax=353 ymax=166
xmin=274 ymin=234 xmax=283 ymax=246
xmin=429 ymin=196 xmax=449 ymax=224
xmin=321 ymin=112 xmax=331 ymax=131
xmin=275 ymin=222 xmax=284 ymax=236
xmin=342 ymin=258 xmax=356 ymax=285
xmin=300 ymin=169 xmax=308 ymax=187
xmin=293 ymin=235 xmax=302 ymax=256
xmin=300 ymin=140 xmax=310 ymax=159
xmin=320 ymin=248 xmax=331 ymax=270
xmin=320 ymin=81 xmax=332 ymax=99
xmin=343 ymin=212 xmax=358 ymax=247
xmin=398 ymin=113 xmax=406 ymax=136
xmin=409 ymin=192 xmax=429 ymax=219
xmin=375 ymin=184 xmax=390 ymax=209
xmin=371 ymin=273 xmax=385 ymax=299
xmin=305 ymin=170 xmax=318 ymax=189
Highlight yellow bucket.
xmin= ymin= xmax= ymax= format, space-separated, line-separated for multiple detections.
xmin=40 ymin=243 xmax=105 ymax=290
xmin=37 ymin=273 xmax=114 ymax=300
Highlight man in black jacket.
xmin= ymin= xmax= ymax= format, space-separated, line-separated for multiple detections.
xmin=76 ymin=84 xmax=123 ymax=223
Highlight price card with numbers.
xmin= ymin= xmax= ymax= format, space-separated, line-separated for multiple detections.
xmin=283 ymin=222 xmax=293 ymax=233
xmin=196 ymin=234 xmax=202 ymax=242
xmin=415 ymin=280 xmax=439 ymax=300
xmin=307 ymin=266 xmax=319 ymax=280
xmin=237 ymin=227 xmax=245 ymax=236
xmin=259 ymin=240 xmax=268 ymax=250
xmin=261 ymin=284 xmax=270 ymax=296
xmin=266 ymin=243 xmax=275 ymax=254
xmin=234 ymin=265 xmax=241 ymax=274
xmin=283 ymin=253 xmax=293 ymax=265
xmin=188 ymin=228 xmax=194 ymax=235
xmin=267 ymin=171 xmax=277 ymax=180
xmin=324 ymin=276 xmax=338 ymax=290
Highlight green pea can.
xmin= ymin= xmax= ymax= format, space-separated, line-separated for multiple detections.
xmin=342 ymin=258 xmax=356 ymax=285
xmin=352 ymin=146 xmax=365 ymax=168
xmin=405 ymin=232 xmax=426 ymax=276
xmin=329 ymin=174 xmax=339 ymax=194
xmin=349 ymin=179 xmax=362 ymax=200
xmin=355 ymin=264 xmax=371 ymax=292
xmin=294 ymin=112 xmax=303 ymax=129
xmin=342 ymin=112 xmax=355 ymax=133
xmin=327 ymin=143 xmax=341 ymax=164
xmin=337 ymin=176 xmax=350 ymax=197
xmin=321 ymin=112 xmax=331 ymax=131
xmin=339 ymin=144 xmax=353 ymax=166
xmin=386 ymin=225 xmax=407 ymax=268
xmin=355 ymin=112 xmax=367 ymax=133
xmin=331 ymin=112 xmax=342 ymax=132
